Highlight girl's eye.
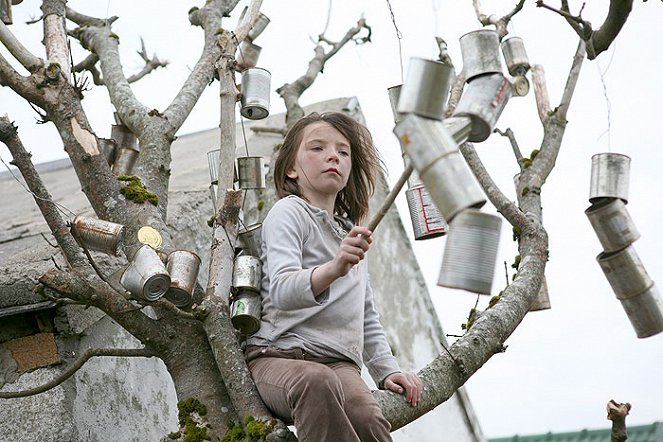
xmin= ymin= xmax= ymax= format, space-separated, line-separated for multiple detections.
xmin=339 ymin=150 xmax=350 ymax=157
xmin=312 ymin=146 xmax=323 ymax=151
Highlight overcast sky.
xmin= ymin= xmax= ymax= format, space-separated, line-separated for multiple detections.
xmin=2 ymin=1 xmax=662 ymax=439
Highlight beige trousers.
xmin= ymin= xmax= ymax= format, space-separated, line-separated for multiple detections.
xmin=247 ymin=346 xmax=392 ymax=442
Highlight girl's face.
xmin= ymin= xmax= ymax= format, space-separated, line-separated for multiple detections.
xmin=287 ymin=121 xmax=352 ymax=207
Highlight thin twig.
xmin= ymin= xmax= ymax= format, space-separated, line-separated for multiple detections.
xmin=494 ymin=127 xmax=523 ymax=164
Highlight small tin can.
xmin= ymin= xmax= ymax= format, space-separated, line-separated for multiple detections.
xmin=230 ymin=291 xmax=262 ymax=335
xmin=232 ymin=254 xmax=262 ymax=293
xmin=397 ymin=58 xmax=455 ymax=120
xmin=237 ymin=156 xmax=266 ymax=189
xmin=405 ymin=185 xmax=448 ymax=240
xmin=112 ymin=146 xmax=139 ymax=176
xmin=240 ymin=68 xmax=271 ymax=120
xmin=239 ymin=6 xmax=270 ymax=42
xmin=619 ymin=284 xmax=663 ymax=339
xmin=452 ymin=72 xmax=512 ymax=142
xmin=237 ymin=223 xmax=262 ymax=257
xmin=236 ymin=40 xmax=262 ymax=72
xmin=120 ymin=245 xmax=170 ymax=301
xmin=585 ymin=199 xmax=640 ymax=253
xmin=438 ymin=209 xmax=502 ymax=295
xmin=459 ymin=29 xmax=503 ymax=82
xmin=500 ymin=37 xmax=530 ymax=77
xmin=597 ymin=245 xmax=652 ymax=300
xmin=71 ymin=215 xmax=125 ymax=256
xmin=589 ymin=153 xmax=631 ymax=203
xmin=166 ymin=250 xmax=201 ymax=307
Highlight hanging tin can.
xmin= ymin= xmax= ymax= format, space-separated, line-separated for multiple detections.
xmin=237 ymin=223 xmax=262 ymax=257
xmin=585 ymin=199 xmax=640 ymax=253
xmin=230 ymin=290 xmax=262 ymax=335
xmin=397 ymin=58 xmax=455 ymax=120
xmin=232 ymin=254 xmax=262 ymax=293
xmin=98 ymin=138 xmax=117 ymax=166
xmin=452 ymin=72 xmax=513 ymax=142
xmin=442 ymin=116 xmax=473 ymax=145
xmin=529 ymin=276 xmax=551 ymax=311
xmin=236 ymin=40 xmax=262 ymax=72
xmin=111 ymin=124 xmax=140 ymax=176
xmin=237 ymin=156 xmax=266 ymax=189
xmin=71 ymin=215 xmax=125 ymax=256
xmin=459 ymin=29 xmax=503 ymax=82
xmin=240 ymin=68 xmax=271 ymax=120
xmin=387 ymin=84 xmax=403 ymax=124
xmin=438 ymin=209 xmax=502 ymax=295
xmin=165 ymin=250 xmax=201 ymax=307
xmin=239 ymin=6 xmax=270 ymax=42
xmin=120 ymin=245 xmax=170 ymax=301
xmin=501 ymin=37 xmax=530 ymax=77
xmin=589 ymin=153 xmax=631 ymax=203
xmin=597 ymin=245 xmax=653 ymax=300
xmin=619 ymin=284 xmax=663 ymax=339
xmin=405 ymin=184 xmax=448 ymax=240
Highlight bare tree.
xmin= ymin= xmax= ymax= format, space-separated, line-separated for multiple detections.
xmin=0 ymin=0 xmax=643 ymax=440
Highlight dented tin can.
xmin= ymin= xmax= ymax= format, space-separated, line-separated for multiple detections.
xmin=438 ymin=209 xmax=502 ymax=295
xmin=71 ymin=215 xmax=125 ymax=256
xmin=237 ymin=156 xmax=266 ymax=189
xmin=232 ymin=254 xmax=262 ymax=293
xmin=452 ymin=72 xmax=513 ymax=142
xmin=405 ymin=185 xmax=448 ymax=240
xmin=230 ymin=290 xmax=262 ymax=335
xmin=240 ymin=68 xmax=271 ymax=120
xmin=459 ymin=29 xmax=503 ymax=82
xmin=585 ymin=199 xmax=640 ymax=253
xmin=501 ymin=37 xmax=530 ymax=77
xmin=597 ymin=245 xmax=652 ymax=300
xmin=237 ymin=223 xmax=262 ymax=257
xmin=589 ymin=153 xmax=631 ymax=203
xmin=619 ymin=284 xmax=663 ymax=339
xmin=397 ymin=58 xmax=455 ymax=120
xmin=120 ymin=245 xmax=170 ymax=301
xmin=165 ymin=250 xmax=201 ymax=307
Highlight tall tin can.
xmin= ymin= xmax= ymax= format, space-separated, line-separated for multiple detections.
xmin=387 ymin=84 xmax=403 ymax=124
xmin=589 ymin=153 xmax=631 ymax=203
xmin=597 ymin=245 xmax=653 ymax=300
xmin=452 ymin=73 xmax=512 ymax=142
xmin=236 ymin=40 xmax=262 ymax=72
xmin=397 ymin=58 xmax=455 ymax=120
xmin=71 ymin=215 xmax=125 ymax=256
xmin=585 ymin=199 xmax=640 ymax=253
xmin=232 ymin=254 xmax=262 ymax=293
xmin=111 ymin=124 xmax=140 ymax=176
xmin=405 ymin=185 xmax=448 ymax=240
xmin=237 ymin=156 xmax=266 ymax=189
xmin=240 ymin=68 xmax=271 ymax=120
xmin=230 ymin=290 xmax=262 ymax=335
xmin=120 ymin=245 xmax=170 ymax=301
xmin=239 ymin=6 xmax=270 ymax=41
xmin=459 ymin=29 xmax=503 ymax=82
xmin=438 ymin=209 xmax=502 ymax=295
xmin=500 ymin=37 xmax=530 ymax=77
xmin=165 ymin=250 xmax=201 ymax=307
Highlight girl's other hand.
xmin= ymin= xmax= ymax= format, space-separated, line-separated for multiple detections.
xmin=383 ymin=372 xmax=423 ymax=407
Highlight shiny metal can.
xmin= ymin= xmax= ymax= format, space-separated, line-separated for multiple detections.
xmin=232 ymin=254 xmax=262 ymax=293
xmin=438 ymin=209 xmax=502 ymax=295
xmin=237 ymin=223 xmax=262 ymax=257
xmin=585 ymin=199 xmax=640 ymax=253
xmin=240 ymin=68 xmax=271 ymax=120
xmin=500 ymin=37 xmax=530 ymax=77
xmin=597 ymin=245 xmax=652 ymax=300
xmin=236 ymin=40 xmax=262 ymax=72
xmin=239 ymin=6 xmax=270 ymax=42
xmin=165 ymin=250 xmax=201 ymax=307
xmin=71 ymin=215 xmax=125 ymax=256
xmin=589 ymin=153 xmax=631 ymax=203
xmin=237 ymin=156 xmax=266 ymax=189
xmin=120 ymin=245 xmax=170 ymax=301
xmin=387 ymin=84 xmax=403 ymax=124
xmin=397 ymin=58 xmax=455 ymax=120
xmin=619 ymin=284 xmax=663 ymax=339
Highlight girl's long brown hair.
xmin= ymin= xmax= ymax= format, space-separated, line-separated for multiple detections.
xmin=274 ymin=112 xmax=383 ymax=224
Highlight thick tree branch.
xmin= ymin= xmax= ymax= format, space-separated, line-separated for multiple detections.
xmin=537 ymin=0 xmax=633 ymax=59
xmin=0 ymin=348 xmax=154 ymax=399
xmin=531 ymin=64 xmax=550 ymax=124
xmin=0 ymin=20 xmax=43 ymax=72
xmin=277 ymin=18 xmax=370 ymax=127
xmin=557 ymin=39 xmax=585 ymax=123
xmin=65 ymin=7 xmax=118 ymax=27
xmin=42 ymin=0 xmax=71 ymax=79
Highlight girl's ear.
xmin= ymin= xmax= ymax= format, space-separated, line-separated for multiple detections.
xmin=286 ymin=168 xmax=298 ymax=179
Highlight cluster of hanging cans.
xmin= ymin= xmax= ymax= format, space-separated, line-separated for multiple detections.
xmin=391 ymin=29 xmax=533 ymax=297
xmin=585 ymin=153 xmax=663 ymax=338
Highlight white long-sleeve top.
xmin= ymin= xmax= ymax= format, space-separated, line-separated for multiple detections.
xmin=247 ymin=195 xmax=401 ymax=385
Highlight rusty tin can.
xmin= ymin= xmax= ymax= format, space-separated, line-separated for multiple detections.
xmin=71 ymin=215 xmax=125 ymax=256
xmin=165 ymin=250 xmax=201 ymax=307
xmin=240 ymin=68 xmax=271 ymax=120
